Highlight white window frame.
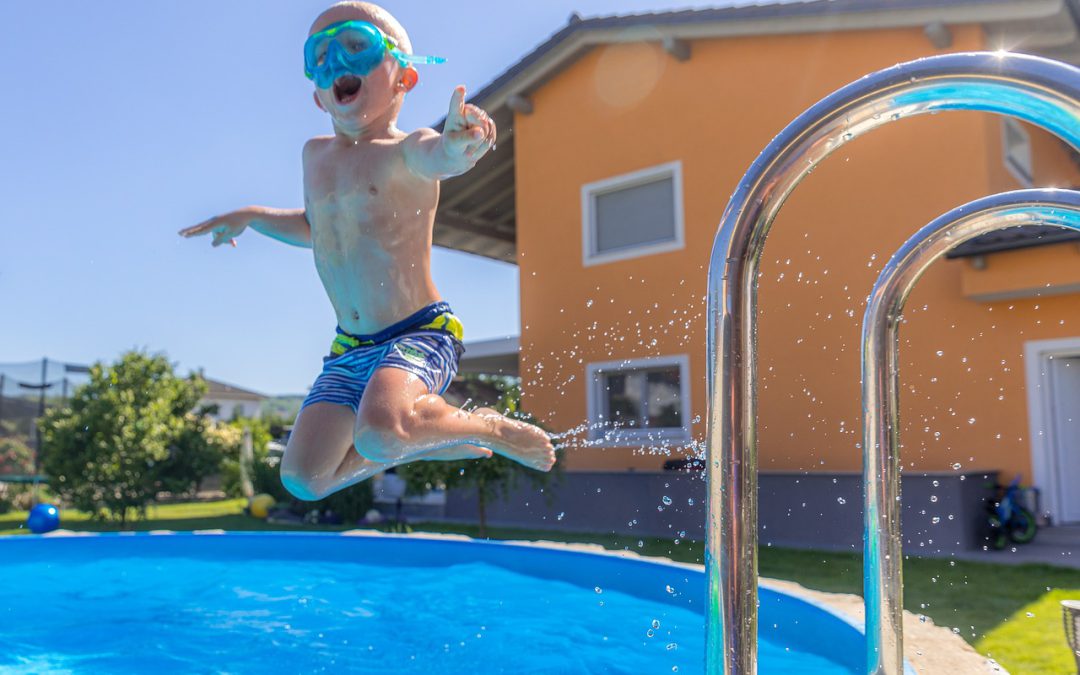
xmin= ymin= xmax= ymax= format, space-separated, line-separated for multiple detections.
xmin=1002 ymin=117 xmax=1034 ymax=187
xmin=1023 ymin=336 xmax=1080 ymax=523
xmin=581 ymin=161 xmax=685 ymax=267
xmin=585 ymin=354 xmax=691 ymax=447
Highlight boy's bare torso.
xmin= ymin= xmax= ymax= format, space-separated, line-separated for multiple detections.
xmin=182 ymin=2 xmax=555 ymax=494
xmin=304 ymin=132 xmax=440 ymax=335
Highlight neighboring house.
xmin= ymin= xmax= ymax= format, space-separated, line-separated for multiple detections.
xmin=443 ymin=0 xmax=1080 ymax=549
xmin=457 ymin=336 xmax=520 ymax=376
xmin=200 ymin=377 xmax=266 ymax=421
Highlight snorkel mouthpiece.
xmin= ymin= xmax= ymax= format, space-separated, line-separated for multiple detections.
xmin=304 ymin=20 xmax=445 ymax=89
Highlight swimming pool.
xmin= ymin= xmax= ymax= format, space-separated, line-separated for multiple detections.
xmin=0 ymin=532 xmax=867 ymax=673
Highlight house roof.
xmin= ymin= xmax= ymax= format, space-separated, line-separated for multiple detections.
xmin=947 ymin=223 xmax=1080 ymax=258
xmin=458 ymin=336 xmax=520 ymax=376
xmin=203 ymin=378 xmax=266 ymax=402
xmin=432 ymin=0 xmax=1080 ymax=262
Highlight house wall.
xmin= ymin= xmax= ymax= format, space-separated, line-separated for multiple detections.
xmin=443 ymin=470 xmax=999 ymax=553
xmin=513 ymin=24 xmax=1080 ymax=488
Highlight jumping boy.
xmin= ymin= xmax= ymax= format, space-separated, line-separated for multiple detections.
xmin=180 ymin=2 xmax=555 ymax=500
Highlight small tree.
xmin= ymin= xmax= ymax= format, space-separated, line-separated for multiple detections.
xmin=0 ymin=436 xmax=33 ymax=477
xmin=39 ymin=351 xmax=226 ymax=526
xmin=0 ymin=437 xmax=36 ymax=513
xmin=221 ymin=416 xmax=290 ymax=503
xmin=398 ymin=375 xmax=557 ymax=537
xmin=217 ymin=416 xmax=374 ymax=522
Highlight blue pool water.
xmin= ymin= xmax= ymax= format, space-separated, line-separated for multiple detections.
xmin=0 ymin=533 xmax=863 ymax=673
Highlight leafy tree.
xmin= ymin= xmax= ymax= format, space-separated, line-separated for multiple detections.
xmin=39 ymin=351 xmax=226 ymax=526
xmin=220 ymin=416 xmax=374 ymax=523
xmin=158 ymin=413 xmax=239 ymax=496
xmin=0 ymin=436 xmax=36 ymax=514
xmin=316 ymin=481 xmax=374 ymax=524
xmin=221 ymin=417 xmax=291 ymax=502
xmin=398 ymin=375 xmax=557 ymax=537
xmin=0 ymin=436 xmax=33 ymax=477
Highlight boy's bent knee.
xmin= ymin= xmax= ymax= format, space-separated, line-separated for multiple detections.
xmin=280 ymin=460 xmax=332 ymax=501
xmin=354 ymin=406 xmax=410 ymax=462
xmin=353 ymin=426 xmax=404 ymax=463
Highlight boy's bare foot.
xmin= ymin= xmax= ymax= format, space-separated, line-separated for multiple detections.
xmin=471 ymin=407 xmax=556 ymax=472
xmin=422 ymin=444 xmax=492 ymax=461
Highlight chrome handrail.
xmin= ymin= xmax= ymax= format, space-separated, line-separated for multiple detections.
xmin=862 ymin=189 xmax=1080 ymax=673
xmin=705 ymin=52 xmax=1080 ymax=674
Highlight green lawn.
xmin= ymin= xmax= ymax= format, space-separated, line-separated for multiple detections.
xmin=2 ymin=501 xmax=1077 ymax=673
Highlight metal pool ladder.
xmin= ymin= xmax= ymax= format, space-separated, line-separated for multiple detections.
xmin=704 ymin=51 xmax=1080 ymax=674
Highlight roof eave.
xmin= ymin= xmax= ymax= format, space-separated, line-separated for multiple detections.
xmin=433 ymin=0 xmax=1080 ymax=263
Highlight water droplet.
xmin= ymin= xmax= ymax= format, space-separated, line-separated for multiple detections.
xmin=557 ymin=512 xmax=565 ymax=521
xmin=595 ymin=586 xmax=602 ymax=594
xmin=662 ymin=496 xmax=673 ymax=506
xmin=652 ymin=619 xmax=661 ymax=629
xmin=837 ymin=497 xmax=847 ymax=505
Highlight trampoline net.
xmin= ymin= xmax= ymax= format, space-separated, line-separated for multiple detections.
xmin=0 ymin=359 xmax=90 ymax=483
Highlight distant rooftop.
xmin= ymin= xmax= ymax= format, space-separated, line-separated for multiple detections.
xmin=203 ymin=377 xmax=266 ymax=402
xmin=458 ymin=336 xmax=520 ymax=376
xmin=947 ymin=223 xmax=1080 ymax=258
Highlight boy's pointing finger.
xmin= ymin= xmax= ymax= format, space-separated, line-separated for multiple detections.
xmin=446 ymin=86 xmax=466 ymax=124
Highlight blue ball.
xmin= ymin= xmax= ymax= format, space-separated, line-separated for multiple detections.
xmin=27 ymin=504 xmax=60 ymax=534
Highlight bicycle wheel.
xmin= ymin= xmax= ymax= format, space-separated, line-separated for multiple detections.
xmin=1008 ymin=507 xmax=1038 ymax=544
xmin=987 ymin=515 xmax=1008 ymax=550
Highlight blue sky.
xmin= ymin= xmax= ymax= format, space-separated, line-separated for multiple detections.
xmin=0 ymin=0 xmax=742 ymax=394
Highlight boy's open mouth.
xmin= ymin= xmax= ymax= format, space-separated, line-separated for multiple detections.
xmin=333 ymin=75 xmax=363 ymax=104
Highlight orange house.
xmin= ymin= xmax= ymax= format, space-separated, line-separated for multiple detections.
xmin=437 ymin=0 xmax=1080 ymax=538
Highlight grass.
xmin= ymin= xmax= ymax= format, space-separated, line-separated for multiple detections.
xmin=2 ymin=501 xmax=1078 ymax=673
xmin=0 ymin=499 xmax=354 ymax=535
xmin=976 ymin=589 xmax=1079 ymax=674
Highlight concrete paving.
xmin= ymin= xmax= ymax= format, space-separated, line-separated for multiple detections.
xmin=946 ymin=525 xmax=1080 ymax=569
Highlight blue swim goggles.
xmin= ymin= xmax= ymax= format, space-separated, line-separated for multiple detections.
xmin=303 ymin=20 xmax=445 ymax=90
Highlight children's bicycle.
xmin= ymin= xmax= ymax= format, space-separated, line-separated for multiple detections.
xmin=985 ymin=475 xmax=1038 ymax=550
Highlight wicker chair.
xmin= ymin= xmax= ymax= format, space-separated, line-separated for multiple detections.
xmin=1063 ymin=600 xmax=1080 ymax=673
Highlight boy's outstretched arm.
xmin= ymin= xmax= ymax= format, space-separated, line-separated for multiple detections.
xmin=179 ymin=207 xmax=312 ymax=249
xmin=404 ymin=86 xmax=497 ymax=181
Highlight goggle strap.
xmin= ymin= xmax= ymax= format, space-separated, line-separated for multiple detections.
xmin=396 ymin=53 xmax=446 ymax=66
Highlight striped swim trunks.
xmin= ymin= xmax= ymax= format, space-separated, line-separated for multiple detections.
xmin=300 ymin=301 xmax=465 ymax=413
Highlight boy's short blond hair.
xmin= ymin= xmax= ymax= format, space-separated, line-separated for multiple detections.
xmin=310 ymin=2 xmax=413 ymax=55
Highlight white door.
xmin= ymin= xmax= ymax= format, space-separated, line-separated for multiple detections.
xmin=1049 ymin=356 xmax=1080 ymax=523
